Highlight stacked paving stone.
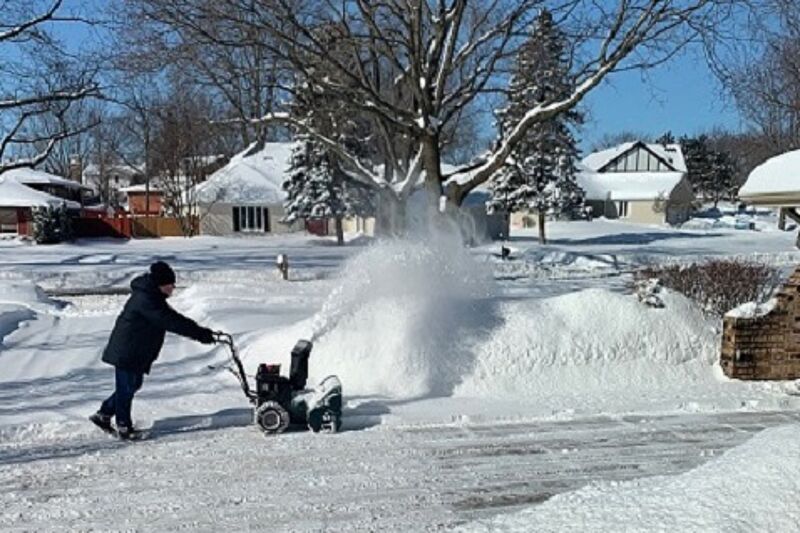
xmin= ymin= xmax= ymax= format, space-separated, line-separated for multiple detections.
xmin=721 ymin=267 xmax=800 ymax=380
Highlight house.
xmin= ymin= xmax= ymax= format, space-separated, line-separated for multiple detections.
xmin=0 ymin=176 xmax=81 ymax=237
xmin=119 ymin=184 xmax=163 ymax=216
xmin=738 ymin=149 xmax=800 ymax=229
xmin=3 ymin=166 xmax=92 ymax=208
xmin=82 ymin=163 xmax=145 ymax=205
xmin=577 ymin=141 xmax=694 ymax=225
xmin=194 ymin=142 xmax=300 ymax=235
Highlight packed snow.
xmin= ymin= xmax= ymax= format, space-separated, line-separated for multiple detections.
xmin=461 ymin=424 xmax=800 ymax=533
xmin=2 ymin=220 xmax=800 ymax=530
xmin=726 ymin=298 xmax=778 ymax=319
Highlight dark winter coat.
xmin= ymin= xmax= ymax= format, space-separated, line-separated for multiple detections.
xmin=102 ymin=274 xmax=208 ymax=374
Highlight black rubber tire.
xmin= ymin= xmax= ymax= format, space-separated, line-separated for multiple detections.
xmin=255 ymin=401 xmax=290 ymax=435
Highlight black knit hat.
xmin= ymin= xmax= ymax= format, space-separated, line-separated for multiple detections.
xmin=150 ymin=261 xmax=176 ymax=286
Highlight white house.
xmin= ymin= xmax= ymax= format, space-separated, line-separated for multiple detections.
xmin=194 ymin=142 xmax=300 ymax=235
xmin=578 ymin=141 xmax=694 ymax=225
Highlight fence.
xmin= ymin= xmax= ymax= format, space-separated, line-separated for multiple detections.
xmin=73 ymin=212 xmax=197 ymax=239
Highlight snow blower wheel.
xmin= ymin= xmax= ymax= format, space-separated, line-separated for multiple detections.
xmin=213 ymin=332 xmax=343 ymax=437
xmin=255 ymin=401 xmax=290 ymax=434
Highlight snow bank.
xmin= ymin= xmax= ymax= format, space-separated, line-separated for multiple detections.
xmin=461 ymin=424 xmax=800 ymax=533
xmin=245 ymin=238 xmax=498 ymax=399
xmin=0 ymin=279 xmax=58 ymax=313
xmin=455 ymin=288 xmax=721 ymax=412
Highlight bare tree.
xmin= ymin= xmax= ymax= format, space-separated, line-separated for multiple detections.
xmin=0 ymin=0 xmax=100 ymax=174
xmin=111 ymin=0 xmax=289 ymax=147
xmin=149 ymin=83 xmax=221 ymax=236
xmin=119 ymin=0 xmax=741 ymax=233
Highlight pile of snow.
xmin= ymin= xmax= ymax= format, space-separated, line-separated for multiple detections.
xmin=455 ymin=288 xmax=721 ymax=413
xmin=195 ymin=142 xmax=293 ymax=204
xmin=461 ymin=424 xmax=800 ymax=533
xmin=244 ymin=238 xmax=498 ymax=398
xmin=726 ymin=298 xmax=778 ymax=319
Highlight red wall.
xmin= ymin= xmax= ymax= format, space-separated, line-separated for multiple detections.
xmin=128 ymin=192 xmax=163 ymax=215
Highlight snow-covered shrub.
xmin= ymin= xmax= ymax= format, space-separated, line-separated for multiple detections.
xmin=633 ymin=277 xmax=665 ymax=308
xmin=633 ymin=260 xmax=781 ymax=317
xmin=32 ymin=204 xmax=73 ymax=244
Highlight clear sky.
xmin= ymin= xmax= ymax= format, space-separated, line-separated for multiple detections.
xmin=580 ymin=46 xmax=745 ymax=152
xmin=50 ymin=2 xmax=746 ymax=158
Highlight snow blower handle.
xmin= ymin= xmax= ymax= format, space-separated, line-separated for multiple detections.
xmin=213 ymin=331 xmax=256 ymax=402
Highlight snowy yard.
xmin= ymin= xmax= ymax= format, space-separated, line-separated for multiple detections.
xmin=2 ymin=220 xmax=800 ymax=531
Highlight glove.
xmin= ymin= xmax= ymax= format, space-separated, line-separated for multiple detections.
xmin=198 ymin=327 xmax=215 ymax=345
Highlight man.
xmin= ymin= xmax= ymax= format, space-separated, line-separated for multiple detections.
xmin=90 ymin=261 xmax=215 ymax=439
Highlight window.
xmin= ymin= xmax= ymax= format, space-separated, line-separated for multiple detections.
xmin=617 ymin=201 xmax=629 ymax=218
xmin=232 ymin=205 xmax=270 ymax=232
xmin=0 ymin=208 xmax=17 ymax=234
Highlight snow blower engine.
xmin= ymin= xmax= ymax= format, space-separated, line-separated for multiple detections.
xmin=214 ymin=332 xmax=342 ymax=435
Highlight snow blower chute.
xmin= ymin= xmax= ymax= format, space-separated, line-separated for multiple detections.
xmin=214 ymin=332 xmax=342 ymax=435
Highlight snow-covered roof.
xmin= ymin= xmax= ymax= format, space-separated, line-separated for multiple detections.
xmin=739 ymin=150 xmax=800 ymax=197
xmin=195 ymin=142 xmax=292 ymax=205
xmin=582 ymin=141 xmax=686 ymax=173
xmin=3 ymin=167 xmax=90 ymax=191
xmin=578 ymin=170 xmax=684 ymax=201
xmin=0 ymin=177 xmax=80 ymax=208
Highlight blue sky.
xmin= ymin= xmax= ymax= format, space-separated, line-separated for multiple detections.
xmin=580 ymin=47 xmax=744 ymax=151
xmin=50 ymin=2 xmax=745 ymax=157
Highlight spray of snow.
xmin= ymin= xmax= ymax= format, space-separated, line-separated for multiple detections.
xmin=248 ymin=237 xmax=498 ymax=399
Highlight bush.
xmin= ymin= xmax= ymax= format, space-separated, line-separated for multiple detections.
xmin=632 ymin=260 xmax=782 ymax=317
xmin=32 ymin=204 xmax=73 ymax=244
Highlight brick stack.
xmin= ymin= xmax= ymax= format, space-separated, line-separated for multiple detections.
xmin=721 ymin=266 xmax=800 ymax=380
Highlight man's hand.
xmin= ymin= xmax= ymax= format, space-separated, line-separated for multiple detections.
xmin=198 ymin=328 xmax=216 ymax=344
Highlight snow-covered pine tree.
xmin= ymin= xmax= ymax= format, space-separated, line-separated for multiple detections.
xmin=488 ymin=8 xmax=584 ymax=244
xmin=32 ymin=204 xmax=72 ymax=244
xmin=283 ymin=134 xmax=351 ymax=245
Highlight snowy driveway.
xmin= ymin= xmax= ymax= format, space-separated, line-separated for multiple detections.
xmin=2 ymin=410 xmax=799 ymax=531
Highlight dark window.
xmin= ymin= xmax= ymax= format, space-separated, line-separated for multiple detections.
xmin=232 ymin=207 xmax=240 ymax=232
xmin=256 ymin=206 xmax=262 ymax=229
xmin=263 ymin=208 xmax=270 ymax=232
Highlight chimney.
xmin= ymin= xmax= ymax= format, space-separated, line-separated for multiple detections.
xmin=68 ymin=155 xmax=83 ymax=184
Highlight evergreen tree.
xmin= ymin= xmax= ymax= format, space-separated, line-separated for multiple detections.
xmin=32 ymin=204 xmax=73 ymax=244
xmin=680 ymin=135 xmax=737 ymax=207
xmin=488 ymin=9 xmax=583 ymax=244
xmin=656 ymin=131 xmax=676 ymax=145
xmin=282 ymin=134 xmax=370 ymax=245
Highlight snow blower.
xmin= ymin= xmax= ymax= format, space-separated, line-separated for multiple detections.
xmin=213 ymin=332 xmax=342 ymax=435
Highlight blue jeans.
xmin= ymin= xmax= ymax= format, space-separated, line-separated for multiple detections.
xmin=99 ymin=368 xmax=144 ymax=428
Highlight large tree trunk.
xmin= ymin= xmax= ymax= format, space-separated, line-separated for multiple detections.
xmin=375 ymin=191 xmax=407 ymax=237
xmin=335 ymin=216 xmax=344 ymax=246
xmin=538 ymin=210 xmax=547 ymax=244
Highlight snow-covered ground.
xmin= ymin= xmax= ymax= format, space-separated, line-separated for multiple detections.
xmin=2 ymin=220 xmax=800 ymax=531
